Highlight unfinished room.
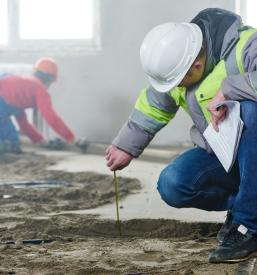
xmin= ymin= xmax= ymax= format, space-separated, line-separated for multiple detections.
xmin=0 ymin=0 xmax=257 ymax=274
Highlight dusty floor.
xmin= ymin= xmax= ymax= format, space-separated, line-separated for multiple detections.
xmin=0 ymin=152 xmax=253 ymax=274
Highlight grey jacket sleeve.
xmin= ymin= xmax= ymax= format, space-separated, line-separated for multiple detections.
xmin=222 ymin=32 xmax=257 ymax=102
xmin=112 ymin=86 xmax=179 ymax=157
xmin=112 ymin=120 xmax=154 ymax=157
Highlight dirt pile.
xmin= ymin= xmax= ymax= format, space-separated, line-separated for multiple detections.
xmin=0 ymin=153 xmax=141 ymax=216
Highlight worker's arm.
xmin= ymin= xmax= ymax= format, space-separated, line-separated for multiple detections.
xmin=207 ymin=33 xmax=257 ymax=132
xmin=221 ymin=32 xmax=257 ymax=101
xmin=15 ymin=111 xmax=44 ymax=143
xmin=36 ymin=91 xmax=75 ymax=143
xmin=107 ymin=86 xmax=179 ymax=170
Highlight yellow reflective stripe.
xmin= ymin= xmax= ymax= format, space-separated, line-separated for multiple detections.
xmin=168 ymin=86 xmax=189 ymax=113
xmin=130 ymin=108 xmax=166 ymax=133
xmin=135 ymin=89 xmax=175 ymax=123
xmin=236 ymin=28 xmax=257 ymax=73
xmin=168 ymin=86 xmax=185 ymax=106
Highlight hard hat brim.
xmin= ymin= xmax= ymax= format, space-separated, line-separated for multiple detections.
xmin=148 ymin=23 xmax=203 ymax=93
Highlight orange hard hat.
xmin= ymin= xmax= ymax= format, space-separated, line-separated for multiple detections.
xmin=35 ymin=57 xmax=58 ymax=79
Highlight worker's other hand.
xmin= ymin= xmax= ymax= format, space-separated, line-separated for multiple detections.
xmin=47 ymin=138 xmax=66 ymax=150
xmin=75 ymin=138 xmax=90 ymax=153
xmin=105 ymin=145 xmax=134 ymax=171
xmin=49 ymin=138 xmax=65 ymax=150
xmin=207 ymin=90 xmax=227 ymax=132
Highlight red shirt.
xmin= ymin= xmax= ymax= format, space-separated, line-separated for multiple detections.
xmin=0 ymin=75 xmax=75 ymax=143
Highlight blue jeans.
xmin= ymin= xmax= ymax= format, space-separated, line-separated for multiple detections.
xmin=157 ymin=101 xmax=257 ymax=234
xmin=0 ymin=97 xmax=20 ymax=149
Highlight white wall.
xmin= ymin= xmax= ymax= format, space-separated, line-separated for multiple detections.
xmin=0 ymin=0 xmax=236 ymax=146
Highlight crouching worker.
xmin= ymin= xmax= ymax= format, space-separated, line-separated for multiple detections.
xmin=106 ymin=8 xmax=257 ymax=263
xmin=0 ymin=57 xmax=75 ymax=152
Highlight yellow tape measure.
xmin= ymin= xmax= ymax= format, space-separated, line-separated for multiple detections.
xmin=114 ymin=171 xmax=122 ymax=236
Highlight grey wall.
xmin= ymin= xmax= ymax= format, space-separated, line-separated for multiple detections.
xmin=0 ymin=0 xmax=236 ymax=146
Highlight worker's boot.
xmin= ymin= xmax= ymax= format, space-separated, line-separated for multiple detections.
xmin=11 ymin=144 xmax=22 ymax=154
xmin=217 ymin=210 xmax=233 ymax=243
xmin=209 ymin=224 xmax=257 ymax=263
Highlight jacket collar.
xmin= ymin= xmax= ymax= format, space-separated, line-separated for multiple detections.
xmin=191 ymin=8 xmax=243 ymax=76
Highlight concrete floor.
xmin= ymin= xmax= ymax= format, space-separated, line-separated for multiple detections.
xmin=32 ymin=143 xmax=227 ymax=224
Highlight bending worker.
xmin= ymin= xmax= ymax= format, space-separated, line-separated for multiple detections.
xmin=106 ymin=8 xmax=257 ymax=263
xmin=0 ymin=57 xmax=74 ymax=152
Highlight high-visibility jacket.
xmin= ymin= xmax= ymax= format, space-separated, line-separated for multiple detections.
xmin=130 ymin=28 xmax=257 ymax=152
xmin=113 ymin=10 xmax=257 ymax=157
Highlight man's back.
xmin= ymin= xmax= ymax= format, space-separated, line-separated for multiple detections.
xmin=0 ymin=75 xmax=47 ymax=109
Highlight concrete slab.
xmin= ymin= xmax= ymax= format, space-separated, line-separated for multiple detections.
xmin=39 ymin=147 xmax=227 ymax=223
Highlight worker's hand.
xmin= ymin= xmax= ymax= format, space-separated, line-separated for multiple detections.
xmin=75 ymin=138 xmax=90 ymax=153
xmin=47 ymin=138 xmax=66 ymax=150
xmin=39 ymin=138 xmax=65 ymax=150
xmin=207 ymin=90 xmax=227 ymax=132
xmin=105 ymin=145 xmax=134 ymax=171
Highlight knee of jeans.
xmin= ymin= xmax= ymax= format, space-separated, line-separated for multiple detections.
xmin=157 ymin=167 xmax=188 ymax=208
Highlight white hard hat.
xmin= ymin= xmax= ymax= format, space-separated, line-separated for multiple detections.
xmin=140 ymin=22 xmax=203 ymax=93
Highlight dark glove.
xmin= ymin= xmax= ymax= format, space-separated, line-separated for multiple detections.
xmin=47 ymin=138 xmax=66 ymax=150
xmin=75 ymin=138 xmax=90 ymax=153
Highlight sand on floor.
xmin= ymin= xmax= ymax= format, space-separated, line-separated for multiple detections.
xmin=0 ymin=152 xmax=249 ymax=275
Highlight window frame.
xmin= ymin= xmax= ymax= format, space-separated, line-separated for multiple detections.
xmin=235 ymin=0 xmax=257 ymax=29
xmin=0 ymin=0 xmax=101 ymax=54
xmin=236 ymin=0 xmax=250 ymax=25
